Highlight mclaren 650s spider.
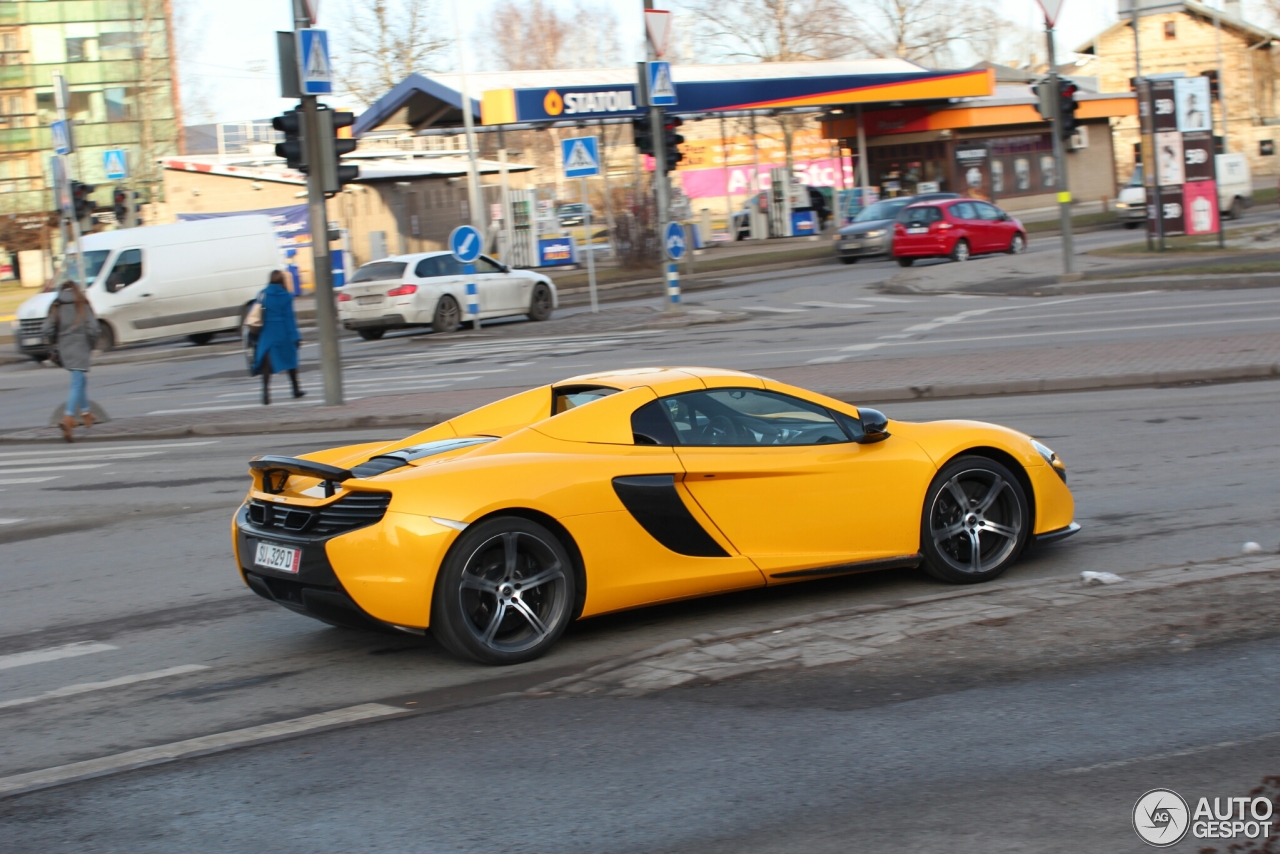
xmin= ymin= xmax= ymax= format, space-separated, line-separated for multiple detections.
xmin=233 ymin=367 xmax=1078 ymax=664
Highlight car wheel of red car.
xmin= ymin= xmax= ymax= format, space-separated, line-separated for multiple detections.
xmin=896 ymin=257 xmax=914 ymax=267
xmin=949 ymin=239 xmax=970 ymax=263
xmin=1006 ymin=234 xmax=1026 ymax=255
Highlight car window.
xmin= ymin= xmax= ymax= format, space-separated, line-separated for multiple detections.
xmin=653 ymin=388 xmax=851 ymax=447
xmin=552 ymin=385 xmax=619 ymax=415
xmin=631 ymin=400 xmax=680 ymax=445
xmin=898 ymin=206 xmax=941 ymax=225
xmin=475 ymin=256 xmax=503 ymax=274
xmin=352 ymin=261 xmax=407 ymax=283
xmin=855 ymin=199 xmax=912 ymax=222
xmin=104 ymin=248 xmax=142 ymax=293
xmin=975 ymin=202 xmax=1003 ymax=221
xmin=414 ymin=256 xmax=465 ymax=278
xmin=950 ymin=202 xmax=978 ymax=220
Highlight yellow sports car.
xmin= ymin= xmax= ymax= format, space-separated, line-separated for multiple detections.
xmin=233 ymin=367 xmax=1077 ymax=664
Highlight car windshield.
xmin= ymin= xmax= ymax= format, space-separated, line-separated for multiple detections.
xmin=854 ymin=199 xmax=913 ymax=222
xmin=351 ymin=261 xmax=408 ymax=283
xmin=61 ymin=249 xmax=111 ymax=284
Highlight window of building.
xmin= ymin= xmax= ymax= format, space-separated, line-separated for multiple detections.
xmin=105 ymin=87 xmax=136 ymax=122
xmin=1164 ymin=20 xmax=1176 ymax=39
xmin=100 ymin=31 xmax=144 ymax=61
xmin=65 ymin=37 xmax=98 ymax=62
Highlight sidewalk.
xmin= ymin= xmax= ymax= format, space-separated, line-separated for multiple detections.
xmin=3 ymin=330 xmax=1276 ymax=442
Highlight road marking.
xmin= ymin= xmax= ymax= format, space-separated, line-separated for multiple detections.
xmin=876 ymin=334 xmax=913 ymax=339
xmin=0 ymin=452 xmax=165 ymax=467
xmin=859 ymin=296 xmax=915 ymax=303
xmin=744 ymin=306 xmax=809 ymax=313
xmin=1059 ymin=730 xmax=1280 ymax=775
xmin=0 ymin=642 xmax=116 ymax=671
xmin=0 ymin=477 xmax=60 ymax=485
xmin=0 ymin=665 xmax=210 ymax=710
xmin=0 ymin=441 xmax=218 ymax=458
xmin=936 ymin=296 xmax=1280 ymax=327
xmin=795 ymin=301 xmax=874 ymax=309
xmin=146 ymin=400 xmax=320 ymax=416
xmin=0 ymin=464 xmax=110 ymax=474
xmin=0 ymin=518 xmax=22 ymax=525
xmin=0 ymin=702 xmax=410 ymax=797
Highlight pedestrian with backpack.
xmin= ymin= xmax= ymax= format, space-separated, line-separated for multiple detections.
xmin=41 ymin=280 xmax=100 ymax=442
xmin=250 ymin=270 xmax=305 ymax=405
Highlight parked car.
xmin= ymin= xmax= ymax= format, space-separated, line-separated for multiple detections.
xmin=13 ymin=215 xmax=282 ymax=359
xmin=833 ymin=193 xmax=960 ymax=263
xmin=557 ymin=203 xmax=592 ymax=229
xmin=892 ymin=199 xmax=1027 ymax=266
xmin=1115 ymin=155 xmax=1253 ymax=228
xmin=337 ymin=252 xmax=557 ymax=340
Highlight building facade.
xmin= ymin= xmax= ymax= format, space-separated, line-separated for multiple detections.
xmin=1079 ymin=0 xmax=1280 ymax=179
xmin=0 ymin=0 xmax=181 ymax=233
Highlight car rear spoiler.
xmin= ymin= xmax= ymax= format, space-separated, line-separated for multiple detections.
xmin=249 ymin=455 xmax=352 ymax=496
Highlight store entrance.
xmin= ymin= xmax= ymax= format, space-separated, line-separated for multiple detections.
xmin=866 ymin=142 xmax=949 ymax=197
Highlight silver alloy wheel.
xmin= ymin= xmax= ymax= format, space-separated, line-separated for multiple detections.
xmin=1009 ymin=234 xmax=1026 ymax=254
xmin=434 ymin=295 xmax=461 ymax=333
xmin=928 ymin=468 xmax=1023 ymax=575
xmin=457 ymin=531 xmax=568 ymax=655
xmin=952 ymin=240 xmax=970 ymax=262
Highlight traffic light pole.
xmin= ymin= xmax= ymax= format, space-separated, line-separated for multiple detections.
xmin=1045 ymin=22 xmax=1076 ymax=276
xmin=294 ymin=0 xmax=343 ymax=406
xmin=643 ymin=0 xmax=676 ymax=311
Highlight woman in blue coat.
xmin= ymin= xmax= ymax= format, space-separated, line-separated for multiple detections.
xmin=252 ymin=271 xmax=305 ymax=405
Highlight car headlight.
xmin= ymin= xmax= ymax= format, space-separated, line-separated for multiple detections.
xmin=864 ymin=230 xmax=885 ymax=238
xmin=1031 ymin=439 xmax=1068 ymax=482
xmin=1114 ymin=202 xmax=1129 ymax=209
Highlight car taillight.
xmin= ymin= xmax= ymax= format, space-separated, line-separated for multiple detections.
xmin=933 ymin=221 xmax=953 ymax=230
xmin=894 ymin=223 xmax=905 ymax=233
xmin=337 ymin=292 xmax=352 ymax=302
xmin=387 ymin=284 xmax=418 ymax=297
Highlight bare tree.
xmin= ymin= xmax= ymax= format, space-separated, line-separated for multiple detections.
xmin=684 ymin=0 xmax=859 ymax=63
xmin=170 ymin=0 xmax=216 ymax=126
xmin=482 ymin=0 xmax=621 ymax=71
xmin=338 ymin=0 xmax=452 ymax=106
xmin=852 ymin=0 xmax=1003 ymax=66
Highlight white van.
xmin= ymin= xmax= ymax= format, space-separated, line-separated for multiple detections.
xmin=14 ymin=215 xmax=282 ymax=358
xmin=1116 ymin=154 xmax=1253 ymax=227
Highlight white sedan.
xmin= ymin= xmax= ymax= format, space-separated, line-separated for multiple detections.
xmin=338 ymin=252 xmax=558 ymax=340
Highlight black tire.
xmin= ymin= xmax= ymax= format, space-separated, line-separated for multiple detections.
xmin=1006 ymin=233 xmax=1026 ymax=255
xmin=920 ymin=455 xmax=1031 ymax=585
xmin=96 ymin=322 xmax=115 ymax=352
xmin=1123 ymin=221 xmax=1140 ymax=230
xmin=527 ymin=283 xmax=553 ymax=321
xmin=356 ymin=328 xmax=385 ymax=341
xmin=187 ymin=332 xmax=215 ymax=345
xmin=896 ymin=257 xmax=914 ymax=267
xmin=432 ymin=295 xmax=461 ymax=334
xmin=840 ymin=256 xmax=858 ymax=264
xmin=1229 ymin=197 xmax=1244 ymax=220
xmin=949 ymin=239 xmax=971 ymax=263
xmin=430 ymin=517 xmax=575 ymax=665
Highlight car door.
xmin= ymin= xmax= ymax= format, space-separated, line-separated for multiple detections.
xmin=96 ymin=248 xmax=153 ymax=340
xmin=975 ymin=202 xmax=1014 ymax=250
xmin=473 ymin=255 xmax=526 ymax=315
xmin=649 ymin=388 xmax=936 ymax=578
xmin=947 ymin=201 xmax=985 ymax=252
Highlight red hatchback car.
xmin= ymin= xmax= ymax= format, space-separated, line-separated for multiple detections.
xmin=892 ymin=199 xmax=1027 ymax=266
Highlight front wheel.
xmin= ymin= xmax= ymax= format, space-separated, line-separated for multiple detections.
xmin=432 ymin=295 xmax=461 ymax=334
xmin=1123 ymin=221 xmax=1140 ymax=230
xmin=896 ymin=257 xmax=914 ymax=267
xmin=527 ymin=283 xmax=553 ymax=321
xmin=430 ymin=517 xmax=576 ymax=665
xmin=1229 ymin=197 xmax=1244 ymax=220
xmin=356 ymin=327 xmax=385 ymax=341
xmin=920 ymin=455 xmax=1030 ymax=584
xmin=187 ymin=332 xmax=215 ymax=345
xmin=1006 ymin=233 xmax=1026 ymax=255
xmin=949 ymin=239 xmax=970 ymax=263
xmin=840 ymin=256 xmax=858 ymax=265
xmin=96 ymin=322 xmax=115 ymax=353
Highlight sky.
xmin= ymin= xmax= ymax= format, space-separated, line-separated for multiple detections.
xmin=177 ymin=0 xmax=1239 ymax=125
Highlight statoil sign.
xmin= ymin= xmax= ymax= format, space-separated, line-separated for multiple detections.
xmin=517 ymin=85 xmax=643 ymax=122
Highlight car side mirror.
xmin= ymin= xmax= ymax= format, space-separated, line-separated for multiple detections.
xmin=857 ymin=408 xmax=890 ymax=444
xmin=500 ymin=264 xmax=510 ymax=273
xmin=998 ymin=212 xmax=1009 ymax=221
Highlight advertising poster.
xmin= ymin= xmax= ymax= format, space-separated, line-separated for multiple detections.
xmin=1157 ymin=186 xmax=1186 ymax=236
xmin=1183 ymin=180 xmax=1219 ymax=235
xmin=1182 ymin=131 xmax=1215 ymax=182
xmin=954 ymin=143 xmax=991 ymax=201
xmin=178 ymin=204 xmax=311 ymax=252
xmin=1175 ymin=76 xmax=1212 ymax=133
xmin=1156 ymin=131 xmax=1186 ymax=187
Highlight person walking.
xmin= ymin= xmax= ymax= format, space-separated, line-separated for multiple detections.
xmin=42 ymin=280 xmax=100 ymax=443
xmin=251 ymin=270 xmax=305 ymax=405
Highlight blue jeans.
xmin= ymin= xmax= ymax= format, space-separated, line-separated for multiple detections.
xmin=66 ymin=370 xmax=87 ymax=417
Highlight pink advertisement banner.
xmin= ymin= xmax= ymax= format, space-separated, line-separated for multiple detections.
xmin=679 ymin=159 xmax=855 ymax=199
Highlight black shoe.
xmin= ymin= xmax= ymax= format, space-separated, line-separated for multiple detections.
xmin=292 ymin=388 xmax=306 ymax=399
xmin=262 ymin=390 xmax=270 ymax=406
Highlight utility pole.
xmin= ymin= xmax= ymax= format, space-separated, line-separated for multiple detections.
xmin=292 ymin=0 xmax=343 ymax=406
xmin=1043 ymin=18 xmax=1076 ymax=276
xmin=643 ymin=1 xmax=674 ymax=308
xmin=453 ymin=2 xmax=484 ymax=230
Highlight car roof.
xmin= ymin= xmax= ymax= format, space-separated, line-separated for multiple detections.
xmin=358 ymin=251 xmax=451 ymax=266
xmin=553 ymin=366 xmax=765 ymax=396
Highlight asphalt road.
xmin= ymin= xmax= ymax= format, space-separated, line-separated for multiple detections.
xmin=2 ymin=215 xmax=1278 ymax=430
xmin=0 ymin=379 xmax=1277 ymax=838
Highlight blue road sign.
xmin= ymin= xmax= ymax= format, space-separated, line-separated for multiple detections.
xmin=298 ymin=29 xmax=333 ymax=95
xmin=103 ymin=149 xmax=128 ymax=180
xmin=647 ymin=61 xmax=676 ymax=107
xmin=561 ymin=135 xmax=601 ymax=178
xmin=449 ymin=224 xmax=483 ymax=264
xmin=51 ymin=120 xmax=72 ymax=156
xmin=664 ymin=221 xmax=686 ymax=261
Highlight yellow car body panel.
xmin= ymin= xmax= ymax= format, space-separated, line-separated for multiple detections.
xmin=234 ymin=366 xmax=1078 ymax=636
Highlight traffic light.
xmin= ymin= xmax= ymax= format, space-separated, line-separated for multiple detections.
xmin=633 ymin=116 xmax=654 ymax=157
xmin=112 ymin=185 xmax=139 ymax=228
xmin=663 ymin=117 xmax=685 ymax=172
xmin=318 ymin=107 xmax=358 ymax=195
xmin=272 ymin=107 xmax=306 ymax=171
xmin=1058 ymin=79 xmax=1079 ymax=140
xmin=1032 ymin=80 xmax=1053 ymax=120
xmin=70 ymin=181 xmax=95 ymax=226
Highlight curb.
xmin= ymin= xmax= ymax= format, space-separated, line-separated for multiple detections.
xmin=2 ymin=363 xmax=1276 ymax=443
xmin=882 ymin=269 xmax=1280 ymax=298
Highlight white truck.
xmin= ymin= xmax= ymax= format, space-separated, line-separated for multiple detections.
xmin=1115 ymin=153 xmax=1253 ymax=228
xmin=13 ymin=215 xmax=283 ymax=359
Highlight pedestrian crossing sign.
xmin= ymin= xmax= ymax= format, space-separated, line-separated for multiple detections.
xmin=561 ymin=135 xmax=601 ymax=178
xmin=103 ymin=149 xmax=128 ymax=180
xmin=297 ymin=29 xmax=333 ymax=95
xmin=647 ymin=61 xmax=676 ymax=107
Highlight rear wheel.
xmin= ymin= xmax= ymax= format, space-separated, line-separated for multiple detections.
xmin=1006 ymin=233 xmax=1026 ymax=255
xmin=356 ymin=327 xmax=385 ymax=341
xmin=1229 ymin=197 xmax=1244 ymax=220
xmin=96 ymin=322 xmax=115 ymax=353
xmin=432 ymin=295 xmax=461 ymax=334
xmin=949 ymin=239 xmax=971 ymax=263
xmin=527 ymin=283 xmax=553 ymax=321
xmin=187 ymin=332 xmax=215 ymax=345
xmin=840 ymin=256 xmax=858 ymax=265
xmin=896 ymin=257 xmax=915 ymax=267
xmin=920 ymin=455 xmax=1030 ymax=584
xmin=1123 ymin=221 xmax=1140 ymax=230
xmin=430 ymin=517 xmax=575 ymax=665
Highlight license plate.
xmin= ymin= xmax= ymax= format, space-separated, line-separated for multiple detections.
xmin=22 ymin=337 xmax=42 ymax=346
xmin=906 ymin=227 xmax=928 ymax=234
xmin=357 ymin=295 xmax=382 ymax=305
xmin=255 ymin=541 xmax=301 ymax=573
